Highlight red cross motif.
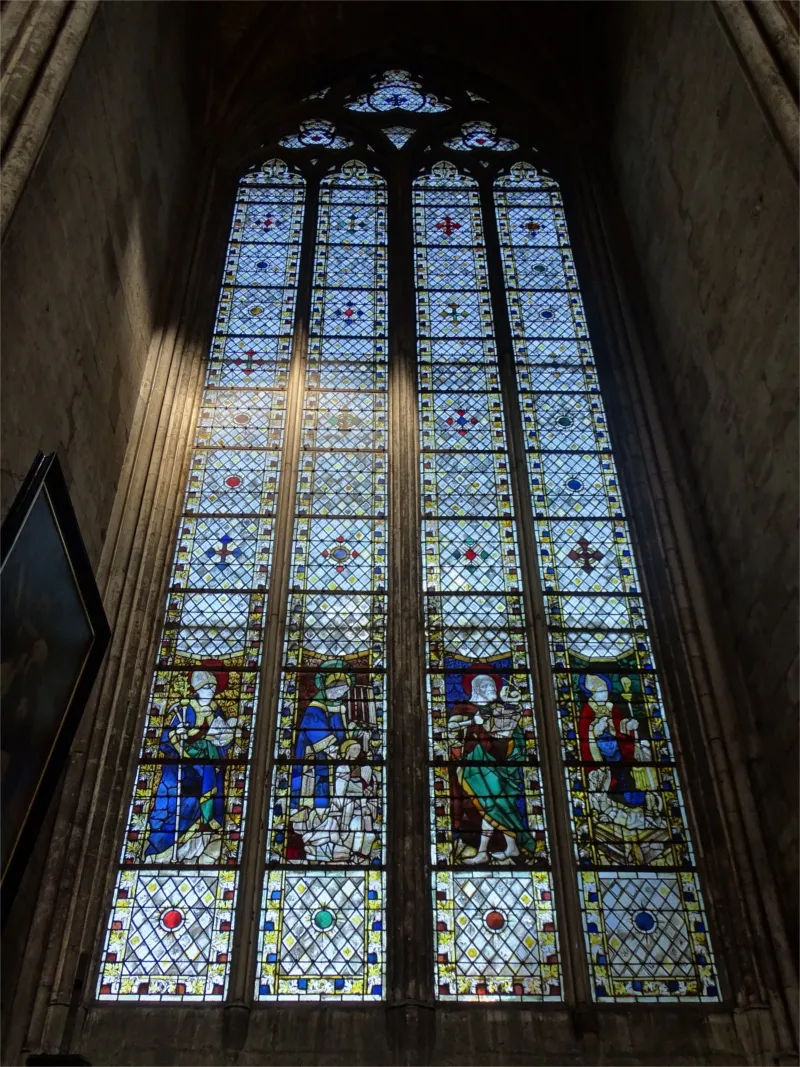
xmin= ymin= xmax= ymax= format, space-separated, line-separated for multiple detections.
xmin=567 ymin=537 xmax=604 ymax=573
xmin=214 ymin=541 xmax=235 ymax=564
xmin=234 ymin=348 xmax=265 ymax=375
xmin=260 ymin=215 xmax=278 ymax=232
xmin=435 ymin=215 xmax=461 ymax=237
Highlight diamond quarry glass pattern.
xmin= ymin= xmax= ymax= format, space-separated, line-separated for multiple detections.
xmin=97 ymin=160 xmax=305 ymax=1001
xmin=414 ymin=161 xmax=561 ymax=1001
xmin=495 ymin=163 xmax=720 ymax=1003
xmin=256 ymin=161 xmax=387 ymax=1001
xmin=382 ymin=126 xmax=415 ymax=150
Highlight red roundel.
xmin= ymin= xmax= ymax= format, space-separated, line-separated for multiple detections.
xmin=225 ymin=476 xmax=242 ymax=488
xmin=485 ymin=910 xmax=505 ymax=931
xmin=161 ymin=908 xmax=184 ymax=931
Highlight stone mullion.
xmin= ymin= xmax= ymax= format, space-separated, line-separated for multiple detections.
xmin=477 ymin=173 xmax=590 ymax=1008
xmin=225 ymin=167 xmax=321 ymax=1012
xmin=386 ymin=162 xmax=435 ymax=1017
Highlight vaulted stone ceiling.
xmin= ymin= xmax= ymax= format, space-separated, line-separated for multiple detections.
xmin=191 ymin=1 xmax=612 ymax=160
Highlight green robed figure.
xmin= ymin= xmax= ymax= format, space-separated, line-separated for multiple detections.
xmin=449 ymin=673 xmax=536 ymax=864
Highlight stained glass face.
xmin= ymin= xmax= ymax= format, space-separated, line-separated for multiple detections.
xmin=280 ymin=120 xmax=353 ymax=150
xmin=256 ymin=160 xmax=387 ymax=1001
xmin=382 ymin=126 xmax=415 ymax=149
xmin=346 ymin=69 xmax=450 ymax=113
xmin=443 ymin=122 xmax=518 ymax=152
xmin=495 ymin=163 xmax=720 ymax=1002
xmin=97 ymin=160 xmax=305 ymax=1001
xmin=414 ymin=161 xmax=561 ymax=1001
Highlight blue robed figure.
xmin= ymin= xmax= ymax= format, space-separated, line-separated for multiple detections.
xmin=145 ymin=669 xmax=234 ymax=863
xmin=290 ymin=662 xmax=353 ymax=812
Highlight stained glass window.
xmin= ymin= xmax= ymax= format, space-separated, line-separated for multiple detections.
xmin=494 ymin=162 xmax=720 ymax=1002
xmin=382 ymin=126 xmax=415 ymax=149
xmin=280 ymin=120 xmax=353 ymax=150
xmin=95 ymin=75 xmax=725 ymax=1015
xmin=346 ymin=69 xmax=450 ymax=113
xmin=413 ymin=161 xmax=561 ymax=1001
xmin=443 ymin=122 xmax=519 ymax=153
xmin=97 ymin=159 xmax=305 ymax=1001
xmin=256 ymin=160 xmax=387 ymax=1001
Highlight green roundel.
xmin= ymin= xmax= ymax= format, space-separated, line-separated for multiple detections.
xmin=313 ymin=908 xmax=335 ymax=931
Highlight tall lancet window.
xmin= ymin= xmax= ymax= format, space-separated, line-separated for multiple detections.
xmin=98 ymin=160 xmax=306 ymax=1000
xmin=95 ymin=70 xmax=721 ymax=1008
xmin=494 ymin=164 xmax=718 ymax=1001
xmin=414 ymin=161 xmax=559 ymax=1001
xmin=256 ymin=160 xmax=388 ymax=1001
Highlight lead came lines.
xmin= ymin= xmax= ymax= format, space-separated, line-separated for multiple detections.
xmin=97 ymin=161 xmax=305 ymax=1002
xmin=414 ymin=160 xmax=562 ymax=1002
xmin=494 ymin=162 xmax=720 ymax=1002
xmin=256 ymin=160 xmax=387 ymax=1001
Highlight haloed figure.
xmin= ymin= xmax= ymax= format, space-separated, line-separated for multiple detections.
xmin=145 ymin=668 xmax=234 ymax=863
xmin=450 ymin=672 xmax=536 ymax=865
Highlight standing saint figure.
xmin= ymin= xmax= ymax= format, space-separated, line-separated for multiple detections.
xmin=288 ymin=660 xmax=375 ymax=861
xmin=145 ymin=668 xmax=234 ymax=863
xmin=449 ymin=672 xmax=536 ymax=864
xmin=290 ymin=662 xmax=353 ymax=814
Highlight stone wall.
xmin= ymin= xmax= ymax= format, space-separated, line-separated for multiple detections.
xmin=0 ymin=0 xmax=196 ymax=569
xmin=605 ymin=0 xmax=799 ymax=945
xmin=0 ymin=0 xmax=198 ymax=1038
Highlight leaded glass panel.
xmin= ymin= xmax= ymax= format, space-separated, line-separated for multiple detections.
xmin=443 ymin=122 xmax=519 ymax=152
xmin=256 ymin=160 xmax=387 ymax=1001
xmin=280 ymin=120 xmax=354 ymax=150
xmin=346 ymin=69 xmax=449 ymax=113
xmin=495 ymin=162 xmax=720 ymax=1003
xmin=382 ymin=126 xmax=415 ymax=149
xmin=414 ymin=161 xmax=561 ymax=1002
xmin=97 ymin=160 xmax=305 ymax=1001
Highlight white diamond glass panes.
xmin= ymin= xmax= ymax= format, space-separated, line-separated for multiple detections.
xmin=495 ymin=162 xmax=720 ymax=1002
xmin=414 ymin=161 xmax=561 ymax=1001
xmin=256 ymin=161 xmax=387 ymax=1001
xmin=97 ymin=160 xmax=304 ymax=1001
xmin=383 ymin=126 xmax=415 ymax=149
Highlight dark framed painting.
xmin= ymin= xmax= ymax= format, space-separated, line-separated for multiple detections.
xmin=1 ymin=453 xmax=110 ymax=914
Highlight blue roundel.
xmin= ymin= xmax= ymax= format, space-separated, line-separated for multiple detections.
xmin=634 ymin=911 xmax=656 ymax=933
xmin=566 ymin=477 xmax=582 ymax=492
